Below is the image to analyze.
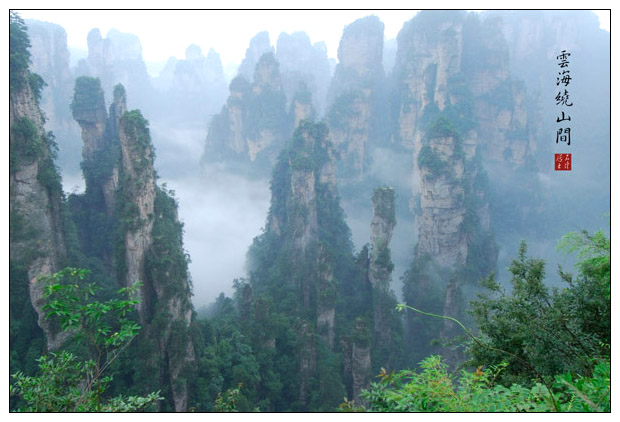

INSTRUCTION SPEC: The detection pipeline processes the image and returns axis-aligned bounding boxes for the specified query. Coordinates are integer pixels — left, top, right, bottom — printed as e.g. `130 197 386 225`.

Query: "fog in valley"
17 8 610 310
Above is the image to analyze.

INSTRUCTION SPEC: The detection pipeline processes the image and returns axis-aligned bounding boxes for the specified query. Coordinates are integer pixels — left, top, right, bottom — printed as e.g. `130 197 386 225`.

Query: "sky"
17 9 419 72
16 8 611 76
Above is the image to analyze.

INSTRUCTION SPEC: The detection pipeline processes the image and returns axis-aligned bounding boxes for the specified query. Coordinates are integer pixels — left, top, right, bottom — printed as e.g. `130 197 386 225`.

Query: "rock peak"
185 43 202 60
238 31 274 82
337 15 384 82
369 187 396 288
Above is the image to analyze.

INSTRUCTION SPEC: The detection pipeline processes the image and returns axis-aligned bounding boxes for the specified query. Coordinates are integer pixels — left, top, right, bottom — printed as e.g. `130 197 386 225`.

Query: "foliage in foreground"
10 268 161 412
10 352 161 412
340 355 609 412
469 230 610 384
341 229 610 413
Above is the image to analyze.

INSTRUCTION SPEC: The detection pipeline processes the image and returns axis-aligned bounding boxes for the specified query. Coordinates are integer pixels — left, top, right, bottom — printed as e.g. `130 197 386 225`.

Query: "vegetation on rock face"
244 85 288 139
9 13 67 391
9 262 46 388
71 76 106 114
327 90 362 131
417 144 449 176
10 14 62 194
10 117 43 169
10 12 32 92
196 121 406 411
52 74 195 411
202 56 289 171
145 185 192 305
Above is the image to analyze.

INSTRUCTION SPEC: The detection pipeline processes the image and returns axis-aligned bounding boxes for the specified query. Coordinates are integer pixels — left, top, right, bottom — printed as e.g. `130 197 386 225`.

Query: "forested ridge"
9 10 610 412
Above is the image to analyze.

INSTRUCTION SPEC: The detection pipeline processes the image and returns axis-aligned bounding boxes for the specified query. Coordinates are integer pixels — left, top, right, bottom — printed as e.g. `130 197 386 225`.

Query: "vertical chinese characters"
555 50 573 169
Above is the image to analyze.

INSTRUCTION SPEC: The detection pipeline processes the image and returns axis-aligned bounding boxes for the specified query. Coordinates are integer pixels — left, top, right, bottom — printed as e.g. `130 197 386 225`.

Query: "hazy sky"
17 9 418 68
16 8 611 73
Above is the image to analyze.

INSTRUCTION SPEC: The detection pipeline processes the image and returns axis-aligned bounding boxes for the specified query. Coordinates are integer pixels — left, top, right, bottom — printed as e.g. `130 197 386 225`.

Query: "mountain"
153 44 228 125
237 31 274 82
25 19 83 177
68 78 197 410
201 52 290 171
10 14 68 361
221 121 403 410
326 15 386 181
276 31 332 116
74 28 152 113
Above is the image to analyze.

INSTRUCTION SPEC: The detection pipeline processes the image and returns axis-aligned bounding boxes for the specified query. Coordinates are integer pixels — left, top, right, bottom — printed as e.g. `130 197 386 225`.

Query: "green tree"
367 229 610 413
10 351 160 412
469 230 610 385
214 384 243 412
10 268 161 412
9 11 31 91
346 355 554 412
344 355 609 412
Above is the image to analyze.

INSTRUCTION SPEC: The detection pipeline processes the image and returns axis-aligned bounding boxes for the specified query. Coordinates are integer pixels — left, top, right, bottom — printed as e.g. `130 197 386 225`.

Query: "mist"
164 169 270 308
147 123 272 308
24 8 610 311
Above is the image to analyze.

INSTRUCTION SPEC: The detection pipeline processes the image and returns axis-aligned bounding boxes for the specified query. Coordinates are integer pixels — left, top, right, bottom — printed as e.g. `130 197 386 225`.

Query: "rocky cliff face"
117 110 156 319
159 44 228 124
68 78 119 265
487 10 609 182
276 31 332 116
330 16 384 93
394 12 503 366
266 122 338 242
75 28 152 112
118 110 195 411
368 188 397 353
404 123 495 364
26 20 74 131
463 16 531 165
252 51 282 94
266 122 336 313
243 121 358 409
69 80 196 411
205 31 329 169
416 133 468 267
246 53 288 161
290 84 315 129
369 187 396 288
392 12 510 270
326 16 385 180
71 77 109 167
202 52 289 169
10 56 66 351
117 109 195 412
237 31 274 82
26 19 83 176
394 11 532 168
